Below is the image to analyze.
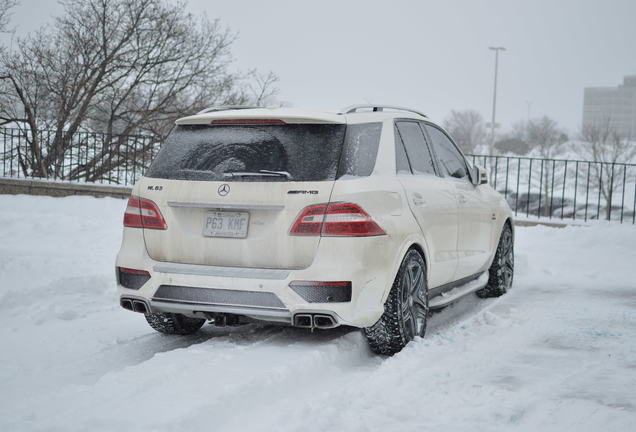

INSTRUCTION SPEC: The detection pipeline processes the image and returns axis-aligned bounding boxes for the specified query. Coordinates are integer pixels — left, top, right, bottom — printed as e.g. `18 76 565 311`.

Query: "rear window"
146 124 346 182
147 122 382 182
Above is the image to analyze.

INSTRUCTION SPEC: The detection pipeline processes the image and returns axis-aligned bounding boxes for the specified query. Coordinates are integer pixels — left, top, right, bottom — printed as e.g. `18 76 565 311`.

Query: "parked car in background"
116 105 514 355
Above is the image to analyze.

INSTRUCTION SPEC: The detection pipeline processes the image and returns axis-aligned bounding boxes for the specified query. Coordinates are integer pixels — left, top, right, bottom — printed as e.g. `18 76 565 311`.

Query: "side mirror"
472 165 488 186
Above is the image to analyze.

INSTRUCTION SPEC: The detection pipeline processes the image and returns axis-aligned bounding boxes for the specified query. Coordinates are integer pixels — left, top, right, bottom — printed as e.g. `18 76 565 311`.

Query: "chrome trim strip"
150 300 292 322
429 272 489 309
167 201 284 211
153 262 291 280
151 297 287 311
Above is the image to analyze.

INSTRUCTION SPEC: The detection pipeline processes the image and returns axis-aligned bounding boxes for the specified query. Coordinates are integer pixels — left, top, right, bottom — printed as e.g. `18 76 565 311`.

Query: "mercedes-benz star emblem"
217 183 230 196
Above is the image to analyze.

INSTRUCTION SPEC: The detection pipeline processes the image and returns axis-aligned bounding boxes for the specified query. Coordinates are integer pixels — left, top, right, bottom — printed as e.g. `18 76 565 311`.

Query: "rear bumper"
116 228 397 328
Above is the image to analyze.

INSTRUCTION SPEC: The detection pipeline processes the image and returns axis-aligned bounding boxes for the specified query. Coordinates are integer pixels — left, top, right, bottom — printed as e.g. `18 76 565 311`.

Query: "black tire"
476 223 514 298
364 249 428 355
145 312 206 335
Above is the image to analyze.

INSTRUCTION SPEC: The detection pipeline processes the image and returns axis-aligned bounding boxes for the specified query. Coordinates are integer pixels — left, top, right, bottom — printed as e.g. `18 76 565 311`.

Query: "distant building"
582 75 636 139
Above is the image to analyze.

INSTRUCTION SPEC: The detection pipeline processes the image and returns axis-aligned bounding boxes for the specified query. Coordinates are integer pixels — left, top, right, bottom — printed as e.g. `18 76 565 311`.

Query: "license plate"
202 211 249 238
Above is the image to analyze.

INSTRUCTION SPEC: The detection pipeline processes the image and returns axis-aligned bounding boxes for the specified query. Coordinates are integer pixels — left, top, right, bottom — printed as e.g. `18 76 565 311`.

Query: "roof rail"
341 104 427 118
196 105 262 115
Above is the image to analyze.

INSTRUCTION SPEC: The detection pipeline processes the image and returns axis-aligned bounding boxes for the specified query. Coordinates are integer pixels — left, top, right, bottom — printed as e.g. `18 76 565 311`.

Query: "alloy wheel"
400 256 428 340
500 227 514 290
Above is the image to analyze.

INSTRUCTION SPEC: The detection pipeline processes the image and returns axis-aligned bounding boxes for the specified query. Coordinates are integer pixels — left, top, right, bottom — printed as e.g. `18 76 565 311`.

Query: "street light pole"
488 46 505 153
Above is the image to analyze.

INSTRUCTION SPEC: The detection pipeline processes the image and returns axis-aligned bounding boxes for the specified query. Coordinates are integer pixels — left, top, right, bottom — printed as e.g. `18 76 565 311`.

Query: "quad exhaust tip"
294 314 313 328
132 300 148 314
293 313 337 329
120 297 149 314
313 314 337 329
120 298 133 311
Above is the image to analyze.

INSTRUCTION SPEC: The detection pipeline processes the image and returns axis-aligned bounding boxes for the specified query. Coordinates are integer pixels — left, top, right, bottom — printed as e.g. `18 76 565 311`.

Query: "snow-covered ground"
1 194 635 432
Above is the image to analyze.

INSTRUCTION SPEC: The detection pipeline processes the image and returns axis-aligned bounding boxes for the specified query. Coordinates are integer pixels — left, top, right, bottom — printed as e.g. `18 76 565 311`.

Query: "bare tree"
579 119 636 220
0 0 18 33
244 70 279 106
443 109 486 153
495 120 530 155
526 116 568 215
0 0 278 182
527 116 567 159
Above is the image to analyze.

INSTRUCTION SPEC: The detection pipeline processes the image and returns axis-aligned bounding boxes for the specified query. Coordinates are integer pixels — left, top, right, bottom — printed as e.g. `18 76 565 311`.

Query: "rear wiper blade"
259 170 292 178
223 170 292 179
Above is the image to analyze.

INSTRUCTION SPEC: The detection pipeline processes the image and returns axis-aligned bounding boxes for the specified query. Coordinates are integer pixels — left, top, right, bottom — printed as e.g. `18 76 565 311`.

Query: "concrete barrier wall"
0 177 132 199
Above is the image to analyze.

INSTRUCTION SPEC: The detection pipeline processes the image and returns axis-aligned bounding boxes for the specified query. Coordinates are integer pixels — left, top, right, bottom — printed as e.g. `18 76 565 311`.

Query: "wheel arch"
408 242 428 270
506 217 514 237
486 217 514 269
380 235 431 305
502 217 514 239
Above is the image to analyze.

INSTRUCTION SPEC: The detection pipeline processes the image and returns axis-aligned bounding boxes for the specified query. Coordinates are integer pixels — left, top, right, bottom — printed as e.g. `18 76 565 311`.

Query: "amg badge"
287 190 318 195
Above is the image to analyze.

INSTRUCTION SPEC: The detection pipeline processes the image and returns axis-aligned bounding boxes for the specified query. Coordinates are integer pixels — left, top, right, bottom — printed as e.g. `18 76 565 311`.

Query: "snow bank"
0 195 634 431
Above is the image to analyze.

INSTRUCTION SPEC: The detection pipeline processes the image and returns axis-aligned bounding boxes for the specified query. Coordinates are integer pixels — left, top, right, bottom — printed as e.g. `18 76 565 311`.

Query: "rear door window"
146 124 346 182
425 125 470 181
395 121 436 175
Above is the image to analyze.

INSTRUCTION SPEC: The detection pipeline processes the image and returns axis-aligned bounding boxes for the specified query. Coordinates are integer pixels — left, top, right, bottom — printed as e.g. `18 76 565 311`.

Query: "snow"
1 194 635 431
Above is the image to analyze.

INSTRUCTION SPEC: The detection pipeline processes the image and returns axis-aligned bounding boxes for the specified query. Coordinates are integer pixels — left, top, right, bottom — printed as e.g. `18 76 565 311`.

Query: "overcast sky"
3 0 636 134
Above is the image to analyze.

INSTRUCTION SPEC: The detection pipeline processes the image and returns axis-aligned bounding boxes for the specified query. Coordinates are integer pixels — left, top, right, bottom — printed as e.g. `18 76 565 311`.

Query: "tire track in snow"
30 326 377 431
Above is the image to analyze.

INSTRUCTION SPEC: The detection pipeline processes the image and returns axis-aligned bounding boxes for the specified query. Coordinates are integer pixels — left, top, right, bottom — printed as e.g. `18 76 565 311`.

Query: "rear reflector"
123 196 167 230
289 202 385 237
289 281 352 303
210 119 286 125
118 267 151 275
117 267 151 290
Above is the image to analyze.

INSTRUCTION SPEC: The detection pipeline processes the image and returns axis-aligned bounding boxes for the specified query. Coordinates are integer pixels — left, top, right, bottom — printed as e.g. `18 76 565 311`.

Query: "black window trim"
394 123 413 174
393 119 441 177
421 121 475 184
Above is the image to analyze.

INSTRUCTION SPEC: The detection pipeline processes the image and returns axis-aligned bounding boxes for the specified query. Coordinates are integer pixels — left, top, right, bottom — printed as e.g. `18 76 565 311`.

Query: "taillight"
210 119 286 125
289 202 385 237
123 196 167 230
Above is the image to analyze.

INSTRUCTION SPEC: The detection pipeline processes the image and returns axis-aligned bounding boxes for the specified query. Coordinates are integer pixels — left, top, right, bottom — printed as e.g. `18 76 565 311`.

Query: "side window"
338 122 382 177
395 121 436 175
425 125 469 180
394 126 412 174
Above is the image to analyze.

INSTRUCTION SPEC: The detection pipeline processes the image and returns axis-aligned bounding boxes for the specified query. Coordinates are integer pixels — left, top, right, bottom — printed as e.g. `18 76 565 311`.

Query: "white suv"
116 105 514 355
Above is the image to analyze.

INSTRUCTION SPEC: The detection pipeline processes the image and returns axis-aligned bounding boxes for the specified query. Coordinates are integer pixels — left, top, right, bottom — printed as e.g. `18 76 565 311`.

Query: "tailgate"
140 178 334 269
139 121 346 269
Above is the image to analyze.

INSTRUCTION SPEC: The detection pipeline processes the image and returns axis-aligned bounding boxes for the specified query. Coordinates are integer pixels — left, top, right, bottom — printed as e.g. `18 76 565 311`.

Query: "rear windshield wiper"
223 170 292 179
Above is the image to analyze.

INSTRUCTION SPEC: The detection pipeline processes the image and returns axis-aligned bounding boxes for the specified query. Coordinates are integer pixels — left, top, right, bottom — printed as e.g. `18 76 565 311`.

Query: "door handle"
458 194 468 204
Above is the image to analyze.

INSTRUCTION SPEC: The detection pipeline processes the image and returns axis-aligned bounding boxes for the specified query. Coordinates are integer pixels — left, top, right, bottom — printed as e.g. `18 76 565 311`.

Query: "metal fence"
0 127 159 186
467 154 636 224
1 127 635 224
